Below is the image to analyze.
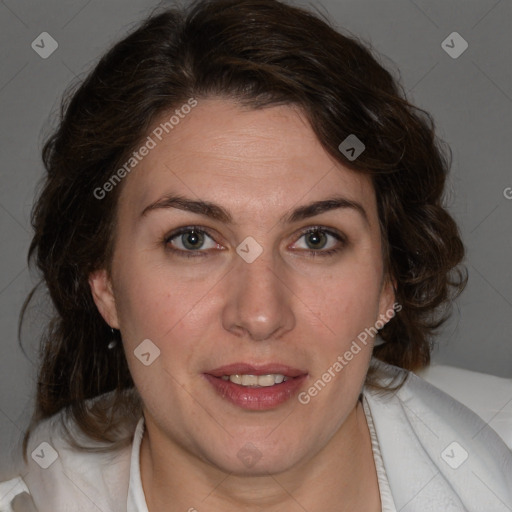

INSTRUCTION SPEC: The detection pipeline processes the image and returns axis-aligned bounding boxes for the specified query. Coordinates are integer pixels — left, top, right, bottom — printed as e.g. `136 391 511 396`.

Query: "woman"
1 0 511 510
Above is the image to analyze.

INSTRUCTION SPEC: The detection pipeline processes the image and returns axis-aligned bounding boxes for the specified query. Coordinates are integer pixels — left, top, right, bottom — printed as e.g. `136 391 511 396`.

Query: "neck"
140 400 381 512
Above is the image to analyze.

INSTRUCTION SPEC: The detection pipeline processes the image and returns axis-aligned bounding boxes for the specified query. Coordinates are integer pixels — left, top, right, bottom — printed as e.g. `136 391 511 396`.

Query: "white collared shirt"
1 359 511 511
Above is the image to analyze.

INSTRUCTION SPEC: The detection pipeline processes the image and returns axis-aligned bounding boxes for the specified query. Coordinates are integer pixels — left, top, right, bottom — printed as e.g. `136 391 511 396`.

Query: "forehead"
117 98 377 223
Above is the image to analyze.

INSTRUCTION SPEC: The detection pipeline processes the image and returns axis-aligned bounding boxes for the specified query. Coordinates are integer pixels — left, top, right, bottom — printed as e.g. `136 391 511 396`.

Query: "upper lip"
206 363 308 378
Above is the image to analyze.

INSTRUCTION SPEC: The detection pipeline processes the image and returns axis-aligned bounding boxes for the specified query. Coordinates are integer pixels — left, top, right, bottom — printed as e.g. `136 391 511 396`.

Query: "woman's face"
90 98 395 475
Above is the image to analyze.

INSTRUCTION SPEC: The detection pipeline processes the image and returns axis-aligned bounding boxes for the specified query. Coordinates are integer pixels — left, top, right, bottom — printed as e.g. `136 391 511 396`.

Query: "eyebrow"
140 194 369 226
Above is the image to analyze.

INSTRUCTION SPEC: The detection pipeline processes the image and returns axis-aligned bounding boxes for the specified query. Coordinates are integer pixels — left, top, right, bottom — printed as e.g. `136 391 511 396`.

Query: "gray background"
0 0 511 472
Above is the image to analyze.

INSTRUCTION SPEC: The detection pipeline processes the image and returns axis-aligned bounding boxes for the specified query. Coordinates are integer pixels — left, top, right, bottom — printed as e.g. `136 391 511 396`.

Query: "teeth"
220 374 289 387
255 375 275 387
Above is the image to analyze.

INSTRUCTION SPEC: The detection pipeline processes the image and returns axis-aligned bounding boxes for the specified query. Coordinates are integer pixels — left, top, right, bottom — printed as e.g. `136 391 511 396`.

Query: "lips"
204 362 308 410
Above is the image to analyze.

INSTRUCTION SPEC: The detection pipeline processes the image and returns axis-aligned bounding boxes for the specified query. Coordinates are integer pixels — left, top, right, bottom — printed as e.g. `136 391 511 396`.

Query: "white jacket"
1 359 511 511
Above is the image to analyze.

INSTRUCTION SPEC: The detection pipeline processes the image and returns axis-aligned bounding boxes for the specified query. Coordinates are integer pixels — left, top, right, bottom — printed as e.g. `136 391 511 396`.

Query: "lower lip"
204 374 307 410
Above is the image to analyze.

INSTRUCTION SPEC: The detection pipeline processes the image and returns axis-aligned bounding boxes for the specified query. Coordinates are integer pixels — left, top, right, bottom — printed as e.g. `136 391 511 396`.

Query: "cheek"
305 262 384 344
300 269 381 412
113 250 200 338
113 261 217 387
116 278 202 399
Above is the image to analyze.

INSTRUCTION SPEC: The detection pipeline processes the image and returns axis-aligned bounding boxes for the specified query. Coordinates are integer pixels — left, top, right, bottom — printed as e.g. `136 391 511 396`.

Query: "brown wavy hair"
19 0 467 457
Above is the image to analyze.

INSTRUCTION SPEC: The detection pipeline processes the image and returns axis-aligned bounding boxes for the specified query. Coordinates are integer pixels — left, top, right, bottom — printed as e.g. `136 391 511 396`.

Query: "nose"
221 248 296 342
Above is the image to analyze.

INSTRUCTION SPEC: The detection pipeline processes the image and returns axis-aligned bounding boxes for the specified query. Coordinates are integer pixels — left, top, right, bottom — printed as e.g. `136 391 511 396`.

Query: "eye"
164 226 222 258
163 225 346 259
291 227 346 257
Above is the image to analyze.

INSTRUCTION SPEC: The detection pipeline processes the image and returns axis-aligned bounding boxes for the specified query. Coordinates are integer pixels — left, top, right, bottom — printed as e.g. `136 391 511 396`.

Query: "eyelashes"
163 225 348 259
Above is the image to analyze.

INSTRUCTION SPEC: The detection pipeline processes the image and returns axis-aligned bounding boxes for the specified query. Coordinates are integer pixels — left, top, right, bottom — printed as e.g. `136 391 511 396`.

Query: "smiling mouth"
204 363 308 410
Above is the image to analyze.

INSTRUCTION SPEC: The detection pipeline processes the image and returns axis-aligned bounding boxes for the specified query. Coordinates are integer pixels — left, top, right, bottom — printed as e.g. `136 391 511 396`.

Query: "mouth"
204 363 308 411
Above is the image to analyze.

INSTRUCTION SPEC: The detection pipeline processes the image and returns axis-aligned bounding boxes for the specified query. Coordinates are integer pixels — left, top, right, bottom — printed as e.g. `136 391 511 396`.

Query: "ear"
377 274 397 324
89 269 120 329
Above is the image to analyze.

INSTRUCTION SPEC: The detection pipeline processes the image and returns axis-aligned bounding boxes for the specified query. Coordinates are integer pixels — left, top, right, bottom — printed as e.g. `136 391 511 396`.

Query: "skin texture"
89 98 395 511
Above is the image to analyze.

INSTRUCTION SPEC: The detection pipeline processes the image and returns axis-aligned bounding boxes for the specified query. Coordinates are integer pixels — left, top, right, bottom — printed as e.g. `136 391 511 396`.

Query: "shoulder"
0 477 30 512
416 362 512 449
0 395 141 512
363 358 512 510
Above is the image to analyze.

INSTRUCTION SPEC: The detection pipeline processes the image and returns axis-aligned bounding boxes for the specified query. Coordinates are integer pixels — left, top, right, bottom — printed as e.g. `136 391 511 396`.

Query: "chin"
201 438 309 476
